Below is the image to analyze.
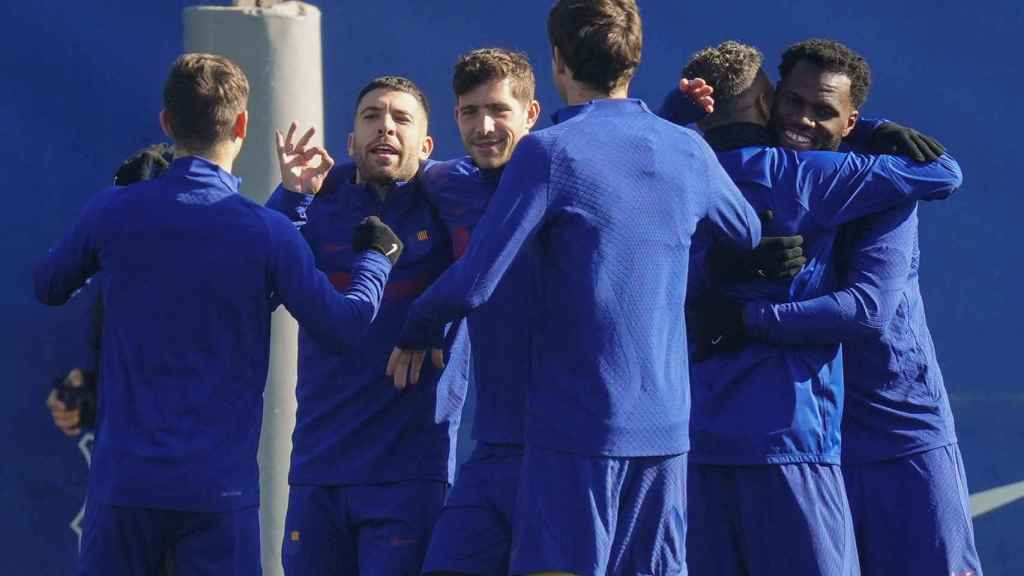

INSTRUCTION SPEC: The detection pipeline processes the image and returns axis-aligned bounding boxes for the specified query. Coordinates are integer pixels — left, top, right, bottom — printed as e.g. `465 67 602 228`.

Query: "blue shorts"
844 443 982 576
510 445 687 576
78 503 260 576
687 462 858 576
422 443 523 575
281 480 446 576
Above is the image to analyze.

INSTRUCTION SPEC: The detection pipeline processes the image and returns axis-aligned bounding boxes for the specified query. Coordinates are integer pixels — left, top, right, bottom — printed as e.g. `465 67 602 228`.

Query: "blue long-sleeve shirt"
745 201 959 464
418 157 537 446
266 165 460 485
400 98 761 457
687 126 962 465
33 156 391 511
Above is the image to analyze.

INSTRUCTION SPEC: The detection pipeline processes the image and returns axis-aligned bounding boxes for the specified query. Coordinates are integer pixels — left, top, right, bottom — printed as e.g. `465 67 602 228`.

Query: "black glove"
353 216 404 265
53 371 98 429
715 211 806 281
114 143 175 186
870 122 945 163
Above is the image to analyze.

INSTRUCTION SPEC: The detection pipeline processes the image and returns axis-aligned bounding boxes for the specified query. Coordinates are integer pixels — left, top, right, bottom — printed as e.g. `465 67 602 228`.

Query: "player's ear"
419 135 434 160
842 109 860 138
552 46 566 76
159 109 174 140
233 110 248 141
525 100 541 130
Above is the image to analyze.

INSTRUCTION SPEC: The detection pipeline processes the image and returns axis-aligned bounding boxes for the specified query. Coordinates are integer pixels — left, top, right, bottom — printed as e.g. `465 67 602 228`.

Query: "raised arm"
797 151 962 229
267 212 397 351
744 202 917 344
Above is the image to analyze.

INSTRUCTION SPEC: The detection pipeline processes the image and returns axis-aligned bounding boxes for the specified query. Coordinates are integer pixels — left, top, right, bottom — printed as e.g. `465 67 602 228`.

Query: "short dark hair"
354 76 430 119
453 48 536 104
683 41 764 107
547 0 642 93
779 38 872 109
163 53 249 151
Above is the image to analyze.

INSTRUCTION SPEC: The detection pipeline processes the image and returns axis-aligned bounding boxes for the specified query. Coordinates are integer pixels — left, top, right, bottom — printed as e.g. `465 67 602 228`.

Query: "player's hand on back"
46 368 85 436
717 211 806 280
275 121 335 194
386 347 445 390
679 77 715 114
870 122 945 163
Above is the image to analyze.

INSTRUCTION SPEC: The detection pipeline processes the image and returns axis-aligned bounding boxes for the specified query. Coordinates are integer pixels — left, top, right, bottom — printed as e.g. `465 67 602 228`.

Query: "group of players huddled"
36 1 983 575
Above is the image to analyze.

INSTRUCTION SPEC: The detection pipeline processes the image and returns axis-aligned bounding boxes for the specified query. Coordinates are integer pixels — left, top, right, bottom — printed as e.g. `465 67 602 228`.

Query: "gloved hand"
870 122 945 162
114 142 174 185
353 216 404 265
715 211 806 281
46 368 98 434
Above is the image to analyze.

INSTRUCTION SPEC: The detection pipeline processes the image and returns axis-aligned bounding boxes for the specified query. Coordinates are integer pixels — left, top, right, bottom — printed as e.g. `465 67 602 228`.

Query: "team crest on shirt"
291 531 301 542
416 230 429 241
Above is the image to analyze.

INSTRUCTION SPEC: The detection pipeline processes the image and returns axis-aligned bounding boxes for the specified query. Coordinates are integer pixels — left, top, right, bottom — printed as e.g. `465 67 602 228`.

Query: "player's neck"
173 143 237 174
563 80 630 106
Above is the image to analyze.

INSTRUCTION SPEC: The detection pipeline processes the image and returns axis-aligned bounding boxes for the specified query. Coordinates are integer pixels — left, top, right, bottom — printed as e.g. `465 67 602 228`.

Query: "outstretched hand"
276 122 335 194
679 77 715 114
870 122 945 163
386 347 445 390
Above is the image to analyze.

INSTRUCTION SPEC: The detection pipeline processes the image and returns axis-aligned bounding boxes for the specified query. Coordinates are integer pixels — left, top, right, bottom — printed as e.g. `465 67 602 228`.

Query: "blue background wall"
2 1 1020 573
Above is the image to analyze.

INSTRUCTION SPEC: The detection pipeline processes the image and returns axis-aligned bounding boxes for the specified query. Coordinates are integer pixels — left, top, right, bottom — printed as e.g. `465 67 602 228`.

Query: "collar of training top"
551 98 650 125
703 122 773 152
167 155 241 193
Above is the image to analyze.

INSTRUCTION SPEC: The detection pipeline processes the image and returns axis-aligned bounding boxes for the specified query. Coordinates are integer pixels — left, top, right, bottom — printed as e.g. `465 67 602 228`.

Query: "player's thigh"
281 485 353 576
352 480 448 576
423 449 519 576
685 463 744 576
513 448 690 576
171 506 260 576
78 503 173 576
845 445 982 576
606 453 687 576
510 445 630 576
737 463 858 576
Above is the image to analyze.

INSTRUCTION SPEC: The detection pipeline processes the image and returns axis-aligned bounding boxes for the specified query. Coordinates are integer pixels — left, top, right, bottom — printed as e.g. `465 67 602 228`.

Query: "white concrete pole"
183 3 323 574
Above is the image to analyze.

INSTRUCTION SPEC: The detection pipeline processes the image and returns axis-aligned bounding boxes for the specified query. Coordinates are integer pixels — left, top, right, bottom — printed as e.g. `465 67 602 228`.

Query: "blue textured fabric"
401 98 761 457
265 166 460 486
421 443 523 575
34 156 391 512
510 446 688 576
688 143 963 465
687 463 859 576
418 157 538 445
744 201 959 463
78 504 261 576
281 481 447 576
844 444 982 576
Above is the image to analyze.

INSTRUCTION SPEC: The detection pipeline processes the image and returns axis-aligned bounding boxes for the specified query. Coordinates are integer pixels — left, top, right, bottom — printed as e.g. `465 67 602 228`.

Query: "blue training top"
688 125 962 465
418 157 537 446
266 165 460 485
34 156 392 511
400 98 762 457
745 200 959 464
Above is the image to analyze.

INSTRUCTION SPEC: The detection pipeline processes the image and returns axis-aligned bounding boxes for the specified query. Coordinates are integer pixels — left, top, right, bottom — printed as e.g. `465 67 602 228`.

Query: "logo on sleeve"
416 230 430 241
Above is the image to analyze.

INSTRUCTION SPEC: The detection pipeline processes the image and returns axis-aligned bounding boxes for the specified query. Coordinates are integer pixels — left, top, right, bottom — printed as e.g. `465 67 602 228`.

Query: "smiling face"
347 88 433 185
455 78 539 170
771 59 859 152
